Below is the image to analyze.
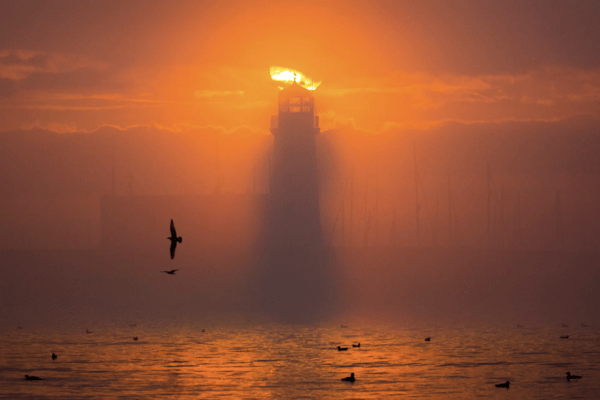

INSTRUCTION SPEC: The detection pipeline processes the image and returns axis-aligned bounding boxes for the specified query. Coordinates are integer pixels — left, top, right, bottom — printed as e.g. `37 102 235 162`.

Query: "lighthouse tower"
269 78 322 249
258 75 333 322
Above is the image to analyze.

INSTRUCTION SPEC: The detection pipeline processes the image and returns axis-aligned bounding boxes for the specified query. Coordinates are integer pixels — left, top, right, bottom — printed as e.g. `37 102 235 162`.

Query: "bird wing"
170 219 177 236
171 269 179 273
170 240 177 259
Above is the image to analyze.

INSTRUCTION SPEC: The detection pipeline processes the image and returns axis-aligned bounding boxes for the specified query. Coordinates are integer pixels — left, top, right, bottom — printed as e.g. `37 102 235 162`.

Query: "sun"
270 66 321 90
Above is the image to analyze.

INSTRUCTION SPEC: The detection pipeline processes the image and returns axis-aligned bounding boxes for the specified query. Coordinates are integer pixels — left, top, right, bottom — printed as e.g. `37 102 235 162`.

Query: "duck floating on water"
52 353 57 360
337 346 348 351
341 372 355 382
133 337 138 341
495 381 509 388
560 335 569 339
25 375 43 381
352 343 360 348
566 372 582 381
424 337 431 341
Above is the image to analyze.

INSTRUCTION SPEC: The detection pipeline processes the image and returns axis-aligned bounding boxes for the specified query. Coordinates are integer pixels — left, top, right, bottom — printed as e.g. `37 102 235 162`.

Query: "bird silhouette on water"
341 373 355 382
566 372 582 381
25 375 43 381
560 335 569 339
495 381 509 388
86 329 93 334
337 346 348 351
424 337 431 341
160 269 179 275
133 337 138 341
167 219 182 259
52 353 57 360
352 343 360 347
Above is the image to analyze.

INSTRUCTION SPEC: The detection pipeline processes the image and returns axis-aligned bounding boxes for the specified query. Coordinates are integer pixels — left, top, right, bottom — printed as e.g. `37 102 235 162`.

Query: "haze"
2 0 600 328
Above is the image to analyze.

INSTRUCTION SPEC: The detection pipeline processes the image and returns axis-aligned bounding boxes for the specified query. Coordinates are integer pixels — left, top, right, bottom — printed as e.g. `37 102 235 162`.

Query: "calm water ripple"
1 322 599 399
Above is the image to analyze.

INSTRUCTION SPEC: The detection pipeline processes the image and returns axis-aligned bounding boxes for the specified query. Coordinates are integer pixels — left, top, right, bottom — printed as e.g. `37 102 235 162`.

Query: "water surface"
1 322 598 399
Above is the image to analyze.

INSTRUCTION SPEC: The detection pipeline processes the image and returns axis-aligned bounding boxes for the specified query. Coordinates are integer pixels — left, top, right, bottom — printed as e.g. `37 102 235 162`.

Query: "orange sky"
4 1 600 326
1 0 599 134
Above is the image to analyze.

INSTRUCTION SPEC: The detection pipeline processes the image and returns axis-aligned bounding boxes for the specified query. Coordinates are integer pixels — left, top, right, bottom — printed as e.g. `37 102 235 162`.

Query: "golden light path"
270 66 321 90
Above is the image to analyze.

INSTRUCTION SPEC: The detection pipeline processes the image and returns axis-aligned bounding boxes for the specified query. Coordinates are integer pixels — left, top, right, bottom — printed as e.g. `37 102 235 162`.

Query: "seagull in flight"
167 219 182 259
160 269 179 275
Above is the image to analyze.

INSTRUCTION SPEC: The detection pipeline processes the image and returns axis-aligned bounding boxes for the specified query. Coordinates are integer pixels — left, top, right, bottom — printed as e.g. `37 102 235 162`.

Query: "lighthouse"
258 73 332 322
269 77 323 249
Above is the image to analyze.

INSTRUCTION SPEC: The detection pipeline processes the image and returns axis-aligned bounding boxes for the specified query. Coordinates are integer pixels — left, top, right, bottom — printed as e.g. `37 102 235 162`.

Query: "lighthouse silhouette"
269 76 323 249
259 75 332 321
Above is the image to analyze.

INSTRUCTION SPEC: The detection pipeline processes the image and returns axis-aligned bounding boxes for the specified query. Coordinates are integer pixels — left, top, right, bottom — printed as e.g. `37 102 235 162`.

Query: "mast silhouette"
349 166 354 248
556 190 563 250
487 163 491 248
448 168 452 247
413 143 420 247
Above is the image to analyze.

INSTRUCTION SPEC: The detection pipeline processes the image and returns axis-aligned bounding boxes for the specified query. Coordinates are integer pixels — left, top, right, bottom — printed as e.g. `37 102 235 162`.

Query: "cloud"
326 66 600 105
0 77 16 97
194 90 244 98
0 50 103 80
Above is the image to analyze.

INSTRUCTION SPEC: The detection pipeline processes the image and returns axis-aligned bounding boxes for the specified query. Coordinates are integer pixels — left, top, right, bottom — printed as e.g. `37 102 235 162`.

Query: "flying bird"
160 269 179 275
566 372 582 381
495 381 510 388
341 373 355 382
167 219 182 259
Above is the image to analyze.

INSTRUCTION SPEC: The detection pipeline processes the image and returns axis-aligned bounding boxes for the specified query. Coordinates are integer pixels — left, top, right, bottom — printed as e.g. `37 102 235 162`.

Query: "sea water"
1 321 599 399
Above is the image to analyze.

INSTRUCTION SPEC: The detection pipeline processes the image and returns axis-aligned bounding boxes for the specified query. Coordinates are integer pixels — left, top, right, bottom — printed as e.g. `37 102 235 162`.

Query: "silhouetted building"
260 80 332 322
269 80 323 249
